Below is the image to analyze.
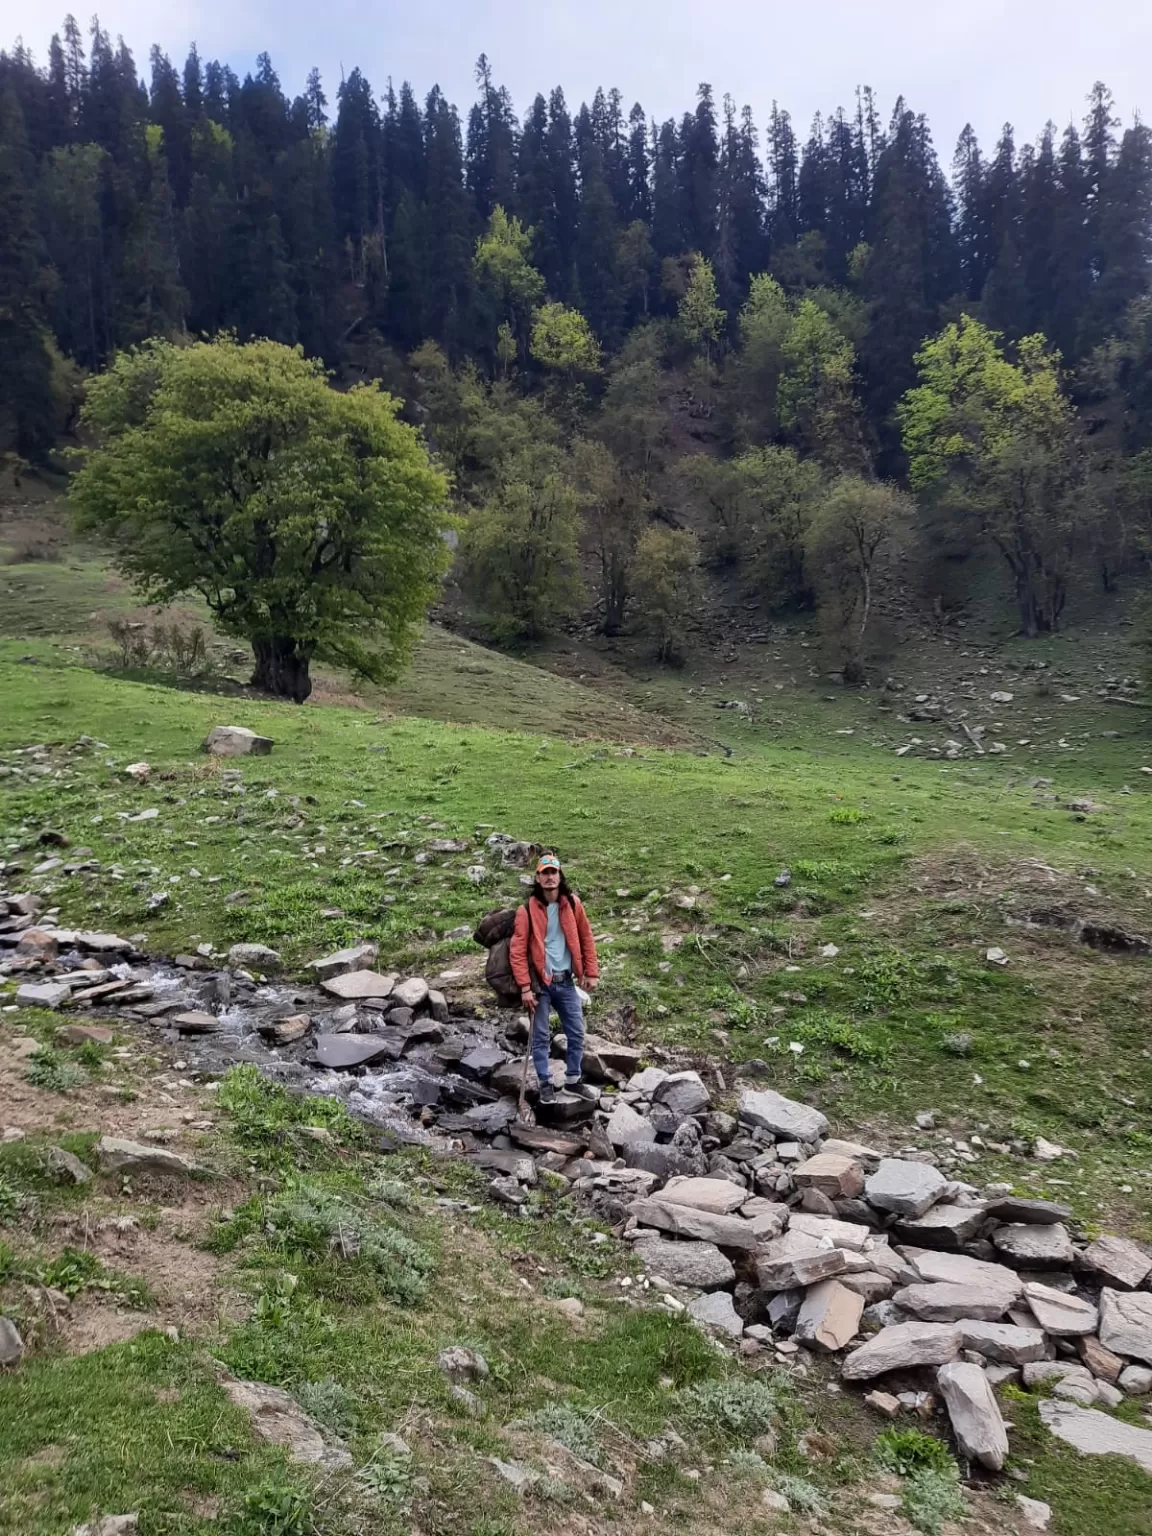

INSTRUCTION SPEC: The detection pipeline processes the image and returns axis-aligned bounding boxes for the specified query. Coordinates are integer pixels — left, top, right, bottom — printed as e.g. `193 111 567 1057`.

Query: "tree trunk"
251 636 313 703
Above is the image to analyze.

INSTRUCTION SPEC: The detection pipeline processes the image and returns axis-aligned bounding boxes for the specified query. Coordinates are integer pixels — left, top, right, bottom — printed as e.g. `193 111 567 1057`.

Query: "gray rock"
488 1457 538 1492
841 1322 963 1380
1083 1235 1152 1290
73 1519 139 1536
992 1223 1074 1266
894 1203 987 1249
1119 1365 1152 1396
44 1146 92 1184
687 1290 744 1337
227 943 281 973
659 1176 747 1214
449 1383 486 1417
0 1316 24 1366
984 1195 1072 1224
839 1271 897 1304
767 1290 803 1331
1023 1362 1099 1406
794 1152 865 1199
892 1281 1017 1323
788 1212 873 1251
629 1198 758 1249
738 1088 828 1142
635 1237 736 1289
1039 1398 1152 1473
15 982 71 1010
623 1139 703 1182
652 1070 710 1118
1022 1282 1098 1337
393 977 430 1009
1077 1335 1126 1384
756 1248 847 1293
605 1101 657 1148
258 1014 312 1045
202 725 273 756
309 943 379 980
437 1345 489 1381
1016 1495 1053 1531
314 1034 396 1070
937 1361 1009 1470
627 1066 668 1094
223 1379 350 1469
794 1279 865 1352
822 1137 882 1164
427 989 450 1023
1098 1289 1152 1365
958 1322 1047 1364
321 971 397 1001
864 1159 947 1219
171 1011 222 1034
900 1247 1022 1294
95 1136 198 1177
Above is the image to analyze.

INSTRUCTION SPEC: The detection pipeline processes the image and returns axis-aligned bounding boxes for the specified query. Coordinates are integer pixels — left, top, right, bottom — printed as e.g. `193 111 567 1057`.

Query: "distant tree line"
4 20 1152 673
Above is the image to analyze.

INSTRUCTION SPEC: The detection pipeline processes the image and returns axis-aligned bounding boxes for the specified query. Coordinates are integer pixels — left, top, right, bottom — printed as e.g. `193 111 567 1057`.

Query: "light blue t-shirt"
545 900 573 975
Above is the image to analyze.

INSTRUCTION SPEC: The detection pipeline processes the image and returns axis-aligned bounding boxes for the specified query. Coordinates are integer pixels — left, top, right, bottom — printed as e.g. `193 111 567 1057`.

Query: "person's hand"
522 988 537 1010
584 977 598 991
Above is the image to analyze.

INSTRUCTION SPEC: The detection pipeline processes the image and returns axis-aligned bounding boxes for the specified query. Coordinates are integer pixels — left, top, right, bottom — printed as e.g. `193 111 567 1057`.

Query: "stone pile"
5 895 1152 1473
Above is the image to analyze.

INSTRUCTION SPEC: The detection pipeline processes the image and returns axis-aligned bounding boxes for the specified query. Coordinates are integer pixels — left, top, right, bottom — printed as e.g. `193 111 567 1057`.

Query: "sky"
6 0 1152 161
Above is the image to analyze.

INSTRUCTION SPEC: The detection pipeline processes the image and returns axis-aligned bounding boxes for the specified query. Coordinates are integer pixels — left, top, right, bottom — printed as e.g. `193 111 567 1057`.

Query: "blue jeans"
531 978 584 1086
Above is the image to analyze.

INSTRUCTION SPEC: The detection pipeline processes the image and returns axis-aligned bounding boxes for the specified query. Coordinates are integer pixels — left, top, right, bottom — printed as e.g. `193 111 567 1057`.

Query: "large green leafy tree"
898 315 1087 635
70 335 451 702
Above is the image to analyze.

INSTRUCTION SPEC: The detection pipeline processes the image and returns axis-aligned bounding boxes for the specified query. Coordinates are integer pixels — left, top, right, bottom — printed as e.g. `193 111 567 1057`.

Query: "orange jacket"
510 894 599 990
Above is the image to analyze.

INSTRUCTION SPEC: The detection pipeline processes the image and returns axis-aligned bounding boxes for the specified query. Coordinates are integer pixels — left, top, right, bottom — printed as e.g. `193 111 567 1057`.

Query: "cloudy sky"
7 0 1151 160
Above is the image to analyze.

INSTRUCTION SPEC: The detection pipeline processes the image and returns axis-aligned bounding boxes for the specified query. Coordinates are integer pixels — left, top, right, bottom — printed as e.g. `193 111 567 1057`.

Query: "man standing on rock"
511 853 599 1104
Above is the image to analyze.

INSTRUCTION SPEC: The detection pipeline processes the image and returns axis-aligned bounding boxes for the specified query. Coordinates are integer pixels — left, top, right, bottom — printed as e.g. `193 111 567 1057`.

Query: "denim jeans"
530 978 584 1085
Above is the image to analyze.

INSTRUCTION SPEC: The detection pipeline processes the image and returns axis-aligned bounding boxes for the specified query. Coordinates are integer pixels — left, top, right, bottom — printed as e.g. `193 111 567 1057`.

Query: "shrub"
902 1468 967 1535
874 1427 955 1478
235 1481 312 1536
522 1402 604 1466
294 1376 360 1439
676 1374 797 1442
24 1048 87 1093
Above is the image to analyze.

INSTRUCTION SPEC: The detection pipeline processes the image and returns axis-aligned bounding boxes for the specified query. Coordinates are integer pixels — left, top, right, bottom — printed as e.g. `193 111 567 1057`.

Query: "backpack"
474 905 527 1003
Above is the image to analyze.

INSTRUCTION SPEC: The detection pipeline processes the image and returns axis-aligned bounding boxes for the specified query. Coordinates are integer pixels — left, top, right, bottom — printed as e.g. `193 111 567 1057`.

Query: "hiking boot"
566 1078 598 1102
537 1082 557 1105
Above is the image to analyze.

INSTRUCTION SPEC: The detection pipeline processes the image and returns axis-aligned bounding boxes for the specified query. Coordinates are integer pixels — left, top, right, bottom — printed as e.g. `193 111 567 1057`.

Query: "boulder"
936 1361 1009 1470
585 1036 643 1075
634 1237 735 1289
793 1153 864 1200
756 1248 847 1293
659 1176 748 1215
627 1067 669 1094
258 1014 312 1045
56 1025 114 1047
788 1212 872 1252
1076 1335 1125 1384
44 1146 93 1185
623 1139 703 1182
16 927 58 961
96 1136 198 1177
1038 1399 1152 1474
1015 1496 1052 1531
393 977 430 1009
0 1316 24 1366
1098 1289 1152 1365
605 1101 657 1148
171 1011 222 1034
839 1271 897 1304
738 1088 828 1141
1021 1281 1098 1337
314 1034 397 1070
741 1204 789 1242
321 971 397 1001
227 943 281 973
842 1322 963 1380
1119 1365 1152 1396
992 1223 1074 1266
893 1282 1017 1324
794 1280 865 1352
652 1070 710 1118
958 1321 1047 1365
1083 1235 1152 1291
900 1248 1022 1294
864 1159 947 1219
893 1203 987 1250
202 725 273 756
629 1198 758 1249
437 1345 489 1381
309 943 379 981
223 1379 350 1469
15 982 71 1010
687 1290 744 1337
984 1195 1072 1224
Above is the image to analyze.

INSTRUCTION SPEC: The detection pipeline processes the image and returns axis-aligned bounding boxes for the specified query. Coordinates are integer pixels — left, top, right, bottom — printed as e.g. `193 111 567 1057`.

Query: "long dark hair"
530 865 575 906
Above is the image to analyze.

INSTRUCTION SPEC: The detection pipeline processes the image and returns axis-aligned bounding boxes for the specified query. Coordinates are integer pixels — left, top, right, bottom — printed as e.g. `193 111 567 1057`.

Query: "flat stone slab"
15 982 71 1009
738 1088 828 1142
634 1236 736 1289
900 1248 1023 1294
309 943 379 980
937 1361 1009 1470
984 1195 1072 1225
1098 1289 1152 1365
630 1198 758 1250
788 1212 873 1251
865 1159 947 1219
992 1223 1074 1266
1038 1399 1152 1474
660 1176 748 1215
794 1279 865 1352
393 978 430 1009
893 1281 1017 1323
605 1102 656 1147
894 1203 987 1249
314 1034 398 1070
171 1011 222 1034
1022 1281 1098 1337
321 971 397 1000
56 1024 114 1046
223 1379 350 1469
687 1290 744 1337
958 1321 1048 1364
756 1247 847 1292
842 1322 963 1380
652 1070 710 1117
96 1136 199 1177
794 1152 865 1199
1083 1235 1152 1291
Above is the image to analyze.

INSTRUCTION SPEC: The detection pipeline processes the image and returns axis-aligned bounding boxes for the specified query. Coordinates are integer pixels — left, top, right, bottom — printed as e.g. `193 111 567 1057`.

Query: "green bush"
294 1376 360 1439
874 1426 955 1477
24 1048 87 1093
902 1468 967 1535
676 1374 797 1442
235 1481 312 1536
522 1402 604 1466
